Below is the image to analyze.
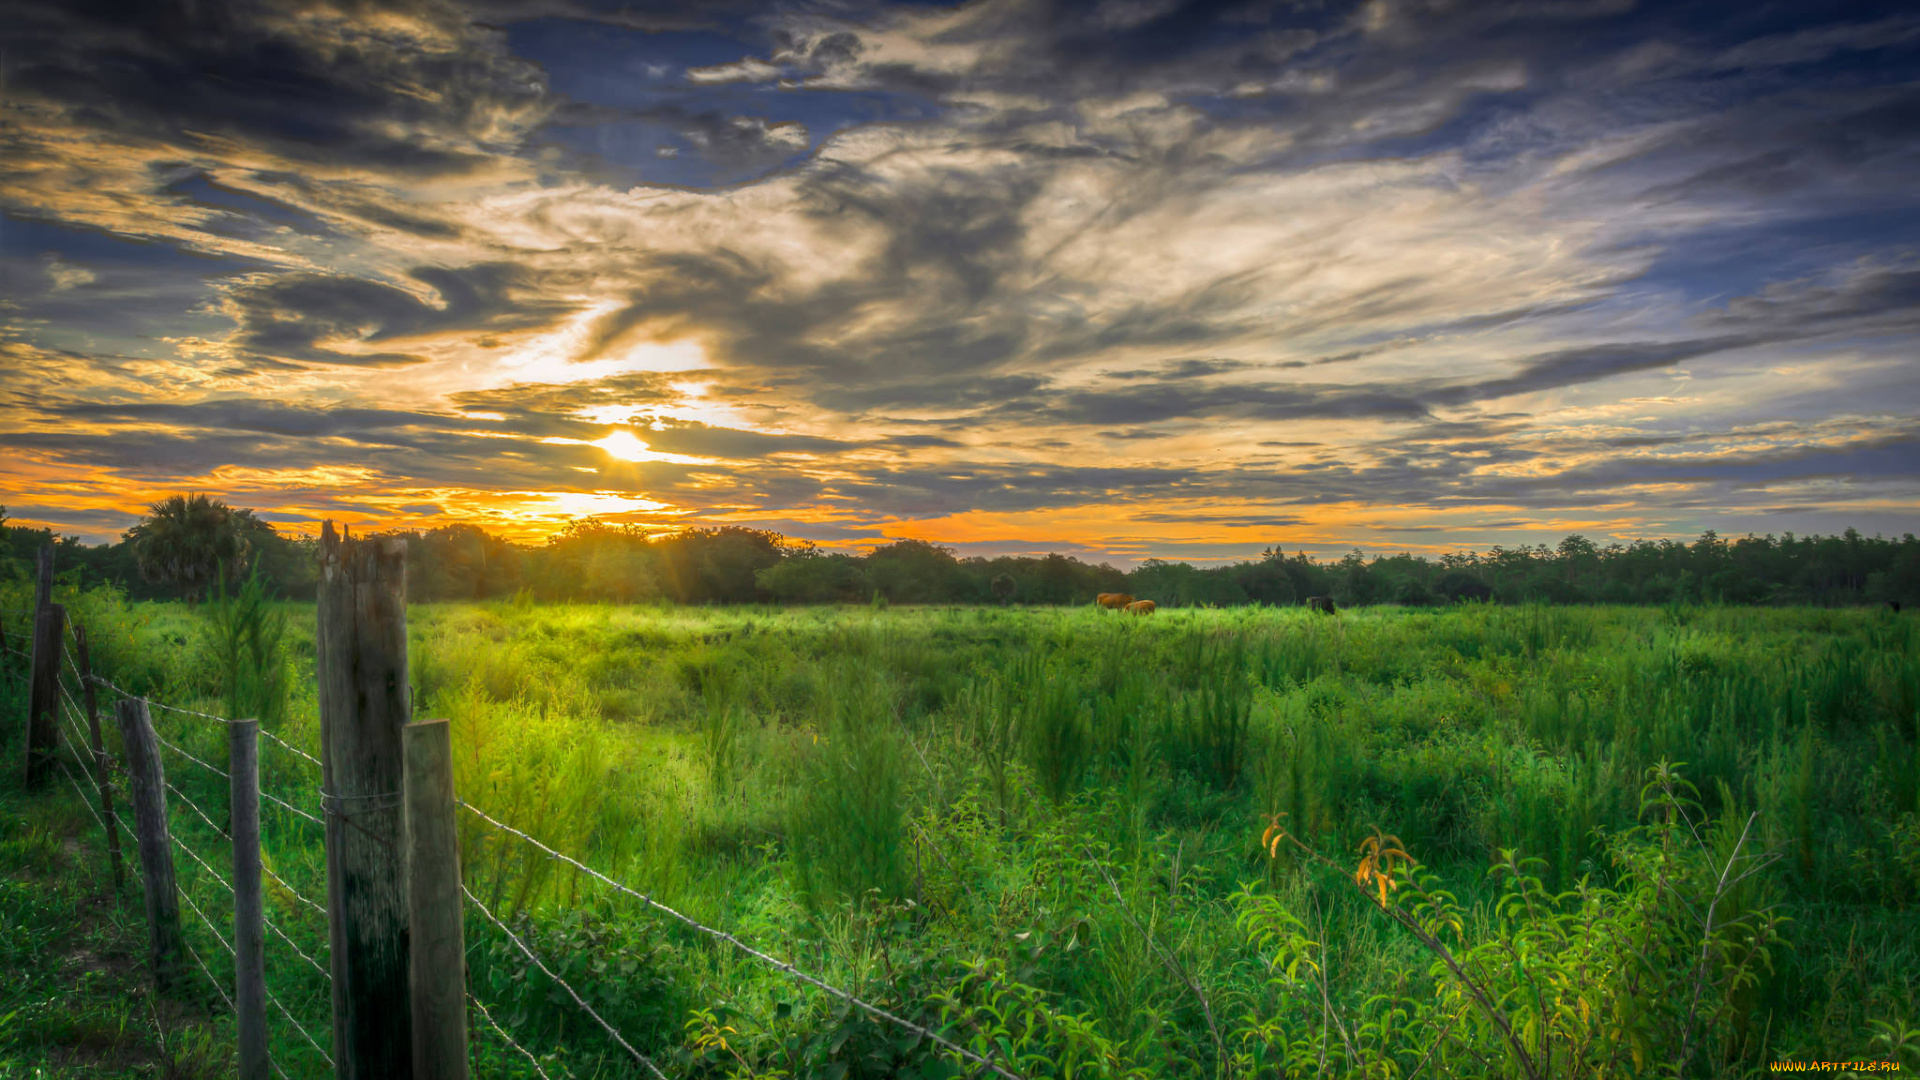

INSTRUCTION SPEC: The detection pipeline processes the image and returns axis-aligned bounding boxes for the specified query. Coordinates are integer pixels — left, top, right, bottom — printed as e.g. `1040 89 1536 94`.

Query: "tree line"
4 496 1917 608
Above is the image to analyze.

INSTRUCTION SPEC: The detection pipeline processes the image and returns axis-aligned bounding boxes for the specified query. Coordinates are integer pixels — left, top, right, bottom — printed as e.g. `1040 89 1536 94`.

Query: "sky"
1 0 1917 565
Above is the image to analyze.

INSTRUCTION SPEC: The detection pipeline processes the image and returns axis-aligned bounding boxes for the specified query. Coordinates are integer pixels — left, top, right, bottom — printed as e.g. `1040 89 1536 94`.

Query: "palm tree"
124 494 252 601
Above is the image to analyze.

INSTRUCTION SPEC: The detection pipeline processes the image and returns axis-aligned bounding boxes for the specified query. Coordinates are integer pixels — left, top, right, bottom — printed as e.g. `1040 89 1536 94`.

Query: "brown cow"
1125 599 1156 615
1306 596 1337 615
1097 592 1136 611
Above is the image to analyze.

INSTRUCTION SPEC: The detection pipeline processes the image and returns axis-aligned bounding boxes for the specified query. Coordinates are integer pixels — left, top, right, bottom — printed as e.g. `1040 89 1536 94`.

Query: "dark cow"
1307 596 1338 615
1892 600 1904 614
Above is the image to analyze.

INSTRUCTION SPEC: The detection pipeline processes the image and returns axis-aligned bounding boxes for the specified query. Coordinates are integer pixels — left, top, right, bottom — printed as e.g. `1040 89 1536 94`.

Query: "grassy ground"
0 677 235 1078
3 596 1918 1077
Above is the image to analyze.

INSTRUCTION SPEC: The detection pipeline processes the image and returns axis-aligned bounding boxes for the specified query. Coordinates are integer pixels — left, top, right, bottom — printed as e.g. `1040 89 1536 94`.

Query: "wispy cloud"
2 0 1916 556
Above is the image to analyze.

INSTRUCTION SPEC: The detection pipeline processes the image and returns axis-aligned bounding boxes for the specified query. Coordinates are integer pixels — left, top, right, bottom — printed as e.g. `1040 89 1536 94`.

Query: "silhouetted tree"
125 494 252 601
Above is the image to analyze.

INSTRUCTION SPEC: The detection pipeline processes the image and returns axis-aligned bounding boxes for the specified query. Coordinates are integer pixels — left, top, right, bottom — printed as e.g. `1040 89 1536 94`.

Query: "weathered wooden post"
405 718 469 1080
75 626 126 890
231 719 269 1079
317 522 414 1079
116 697 184 992
25 543 65 787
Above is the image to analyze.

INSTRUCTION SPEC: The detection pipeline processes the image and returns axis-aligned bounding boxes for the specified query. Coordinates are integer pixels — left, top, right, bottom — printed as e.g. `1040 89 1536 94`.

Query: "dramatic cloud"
2 0 1917 558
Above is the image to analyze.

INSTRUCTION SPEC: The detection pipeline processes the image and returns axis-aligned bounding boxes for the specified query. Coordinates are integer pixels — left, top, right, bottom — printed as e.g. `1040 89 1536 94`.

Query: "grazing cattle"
1892 600 1904 614
1097 592 1136 611
1307 596 1338 615
1125 599 1156 615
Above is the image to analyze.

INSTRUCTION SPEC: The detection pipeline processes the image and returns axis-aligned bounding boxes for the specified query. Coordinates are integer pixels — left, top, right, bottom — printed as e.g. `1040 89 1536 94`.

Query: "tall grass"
41 597 1920 1078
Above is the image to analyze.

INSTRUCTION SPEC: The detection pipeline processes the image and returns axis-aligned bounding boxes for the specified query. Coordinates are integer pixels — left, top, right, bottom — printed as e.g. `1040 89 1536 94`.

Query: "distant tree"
587 542 662 603
1331 549 1377 607
1436 570 1492 603
1230 558 1297 605
864 539 968 604
652 526 786 603
125 494 252 601
757 553 870 603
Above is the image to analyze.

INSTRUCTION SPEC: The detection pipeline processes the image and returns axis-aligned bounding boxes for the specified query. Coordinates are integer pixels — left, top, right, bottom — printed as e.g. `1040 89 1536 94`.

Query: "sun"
594 430 653 462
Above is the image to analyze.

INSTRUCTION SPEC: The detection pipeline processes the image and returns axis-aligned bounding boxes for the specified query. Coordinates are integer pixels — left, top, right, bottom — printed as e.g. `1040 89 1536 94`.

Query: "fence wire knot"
319 788 403 815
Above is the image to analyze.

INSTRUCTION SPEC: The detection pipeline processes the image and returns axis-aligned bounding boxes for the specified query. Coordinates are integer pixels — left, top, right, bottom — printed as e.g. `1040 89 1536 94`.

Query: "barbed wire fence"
1 591 1023 1080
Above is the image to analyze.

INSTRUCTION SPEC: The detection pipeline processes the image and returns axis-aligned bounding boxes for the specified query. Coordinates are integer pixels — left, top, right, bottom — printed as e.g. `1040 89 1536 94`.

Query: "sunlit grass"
5 584 1917 1076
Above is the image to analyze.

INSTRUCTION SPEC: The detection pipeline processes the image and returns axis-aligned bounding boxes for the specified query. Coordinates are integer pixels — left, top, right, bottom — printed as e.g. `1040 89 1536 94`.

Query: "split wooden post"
231 719 269 1080
317 522 414 1080
75 626 126 890
405 718 468 1080
24 543 65 788
116 697 184 993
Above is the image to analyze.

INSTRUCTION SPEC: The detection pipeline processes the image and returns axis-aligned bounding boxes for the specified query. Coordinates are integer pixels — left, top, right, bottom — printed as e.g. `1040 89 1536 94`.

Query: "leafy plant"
201 566 289 729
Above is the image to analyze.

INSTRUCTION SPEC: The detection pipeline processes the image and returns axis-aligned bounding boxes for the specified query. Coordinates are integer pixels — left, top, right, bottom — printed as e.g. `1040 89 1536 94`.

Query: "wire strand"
181 935 237 1013
266 986 336 1068
462 882 667 1080
470 992 554 1080
263 789 326 828
265 915 331 982
177 865 235 955
260 728 323 769
153 729 230 779
264 863 328 919
56 757 110 836
459 800 1023 1079
170 827 236 899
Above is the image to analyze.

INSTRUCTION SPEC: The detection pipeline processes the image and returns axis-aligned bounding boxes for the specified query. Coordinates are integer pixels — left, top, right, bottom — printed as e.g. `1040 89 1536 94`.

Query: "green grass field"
4 596 1918 1077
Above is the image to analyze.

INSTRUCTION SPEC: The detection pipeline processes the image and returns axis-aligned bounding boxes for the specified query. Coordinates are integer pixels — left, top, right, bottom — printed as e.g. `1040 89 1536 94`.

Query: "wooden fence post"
24 544 64 788
231 719 269 1080
116 697 184 993
405 718 469 1080
75 626 126 891
317 522 414 1080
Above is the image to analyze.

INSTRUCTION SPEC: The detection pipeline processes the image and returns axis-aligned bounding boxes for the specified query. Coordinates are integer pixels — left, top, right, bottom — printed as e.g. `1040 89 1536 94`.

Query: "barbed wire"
260 728 323 769
28 619 1016 1080
268 980 336 1068
76 671 329 826
264 789 325 828
111 803 334 1073
182 934 237 1012
79 672 229 734
461 882 667 1080
56 701 102 788
173 819 336 1068
165 780 232 848
56 678 90 731
56 756 110 836
459 801 1024 1080
175 856 329 1073
153 728 230 779
148 696 241 731
80 671 142 704
77 669 314 757
169 825 235 902
264 863 329 919
265 913 331 982
470 992 554 1080
161 780 332 983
